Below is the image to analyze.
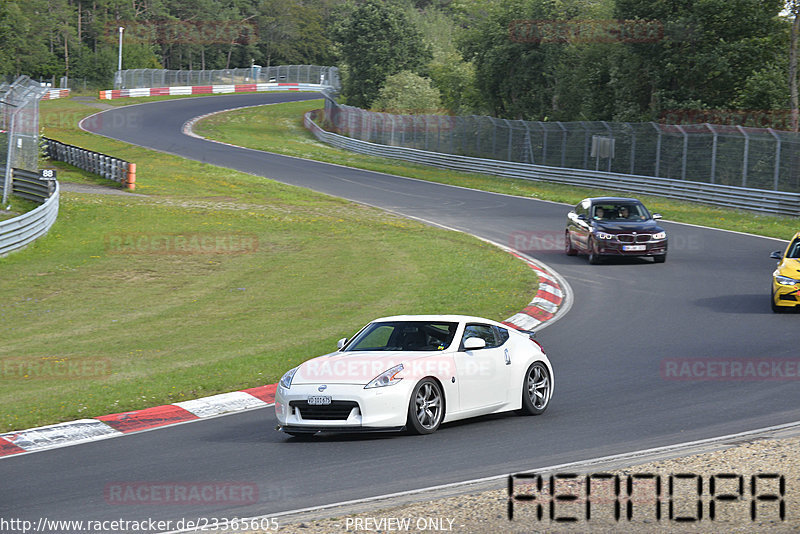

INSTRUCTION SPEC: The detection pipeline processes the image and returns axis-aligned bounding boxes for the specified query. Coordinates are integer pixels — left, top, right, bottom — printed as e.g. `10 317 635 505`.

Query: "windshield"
345 321 459 351
593 202 650 221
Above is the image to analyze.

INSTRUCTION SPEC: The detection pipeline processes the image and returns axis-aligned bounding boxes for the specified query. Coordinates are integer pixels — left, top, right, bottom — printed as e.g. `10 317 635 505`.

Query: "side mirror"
464 337 486 351
652 213 662 220
576 214 587 221
770 251 782 260
337 338 348 350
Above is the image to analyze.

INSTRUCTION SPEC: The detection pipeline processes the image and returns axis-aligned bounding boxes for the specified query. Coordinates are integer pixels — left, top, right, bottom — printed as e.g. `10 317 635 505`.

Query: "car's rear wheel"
565 231 577 256
407 378 444 434
520 361 552 415
587 237 601 264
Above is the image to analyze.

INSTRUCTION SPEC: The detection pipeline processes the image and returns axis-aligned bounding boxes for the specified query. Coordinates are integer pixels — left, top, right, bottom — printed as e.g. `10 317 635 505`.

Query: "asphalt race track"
2 92 799 530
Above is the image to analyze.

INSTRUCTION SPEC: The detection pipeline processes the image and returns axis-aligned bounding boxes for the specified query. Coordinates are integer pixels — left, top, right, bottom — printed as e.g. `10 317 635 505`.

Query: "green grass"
0 197 40 222
195 99 800 240
0 96 538 432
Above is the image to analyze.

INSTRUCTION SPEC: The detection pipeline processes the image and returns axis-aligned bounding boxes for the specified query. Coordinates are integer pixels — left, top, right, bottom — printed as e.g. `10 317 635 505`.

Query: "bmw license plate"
307 395 332 405
623 245 646 251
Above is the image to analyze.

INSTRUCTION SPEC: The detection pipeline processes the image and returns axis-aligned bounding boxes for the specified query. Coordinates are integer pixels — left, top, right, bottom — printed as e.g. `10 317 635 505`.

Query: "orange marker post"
126 163 136 191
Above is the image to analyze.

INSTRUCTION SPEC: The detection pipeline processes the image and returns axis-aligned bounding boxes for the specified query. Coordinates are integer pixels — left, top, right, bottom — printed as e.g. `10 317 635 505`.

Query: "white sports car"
275 315 553 437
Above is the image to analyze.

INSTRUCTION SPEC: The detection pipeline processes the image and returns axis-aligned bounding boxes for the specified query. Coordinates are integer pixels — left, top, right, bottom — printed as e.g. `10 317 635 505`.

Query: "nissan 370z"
275 315 553 437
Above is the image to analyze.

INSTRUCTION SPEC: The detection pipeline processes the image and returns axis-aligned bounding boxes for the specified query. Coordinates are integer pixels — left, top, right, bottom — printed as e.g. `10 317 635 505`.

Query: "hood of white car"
292 350 449 385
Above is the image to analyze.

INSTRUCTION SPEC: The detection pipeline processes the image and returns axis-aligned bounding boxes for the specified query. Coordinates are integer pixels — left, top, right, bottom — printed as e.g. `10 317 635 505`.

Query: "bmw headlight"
280 367 299 389
652 231 667 240
595 231 614 240
364 364 404 389
775 274 800 286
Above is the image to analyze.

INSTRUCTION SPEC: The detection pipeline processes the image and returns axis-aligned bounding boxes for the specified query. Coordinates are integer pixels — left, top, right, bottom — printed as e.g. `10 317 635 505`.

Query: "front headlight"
364 364 404 389
280 367 299 389
775 274 800 286
595 231 614 240
652 231 667 240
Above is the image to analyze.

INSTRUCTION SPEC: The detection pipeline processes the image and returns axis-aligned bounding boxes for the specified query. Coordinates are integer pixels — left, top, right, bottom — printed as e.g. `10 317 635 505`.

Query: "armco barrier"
43 138 136 189
0 173 59 257
305 110 800 217
99 82 326 100
10 168 57 202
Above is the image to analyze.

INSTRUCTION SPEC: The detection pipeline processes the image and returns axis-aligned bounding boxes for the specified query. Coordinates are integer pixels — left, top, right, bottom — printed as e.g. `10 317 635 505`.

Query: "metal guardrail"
0 172 59 257
305 110 800 217
43 138 131 184
9 168 57 202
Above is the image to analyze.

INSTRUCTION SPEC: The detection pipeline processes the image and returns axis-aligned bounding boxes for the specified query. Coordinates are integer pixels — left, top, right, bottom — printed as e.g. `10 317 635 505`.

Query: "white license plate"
307 395 332 405
623 245 647 252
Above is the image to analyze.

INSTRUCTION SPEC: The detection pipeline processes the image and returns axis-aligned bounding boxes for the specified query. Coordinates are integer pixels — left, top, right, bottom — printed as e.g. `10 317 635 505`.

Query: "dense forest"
0 0 797 126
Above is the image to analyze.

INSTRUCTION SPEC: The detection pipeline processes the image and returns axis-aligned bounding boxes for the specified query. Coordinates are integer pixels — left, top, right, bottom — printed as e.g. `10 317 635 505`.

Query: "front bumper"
772 279 800 307
275 382 411 433
595 238 667 257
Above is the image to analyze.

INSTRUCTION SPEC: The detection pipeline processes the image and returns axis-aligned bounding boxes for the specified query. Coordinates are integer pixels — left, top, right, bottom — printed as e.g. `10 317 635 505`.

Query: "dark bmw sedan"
565 197 667 264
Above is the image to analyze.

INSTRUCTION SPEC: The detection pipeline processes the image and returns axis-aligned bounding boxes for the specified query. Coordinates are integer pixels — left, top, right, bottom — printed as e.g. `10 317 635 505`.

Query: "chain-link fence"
115 65 340 90
1 76 48 204
323 97 800 194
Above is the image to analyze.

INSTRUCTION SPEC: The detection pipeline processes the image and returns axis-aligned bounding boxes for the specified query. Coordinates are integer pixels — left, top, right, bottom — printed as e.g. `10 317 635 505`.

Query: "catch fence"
322 97 800 196
115 66 340 91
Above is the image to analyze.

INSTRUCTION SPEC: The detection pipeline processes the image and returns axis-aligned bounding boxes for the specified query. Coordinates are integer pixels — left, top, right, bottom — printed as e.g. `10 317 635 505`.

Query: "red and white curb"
0 385 276 458
99 83 326 100
503 252 565 331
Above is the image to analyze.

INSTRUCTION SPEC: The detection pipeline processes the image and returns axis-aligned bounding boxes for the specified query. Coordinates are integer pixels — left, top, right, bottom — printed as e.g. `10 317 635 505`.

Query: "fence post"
707 123 718 184
676 124 688 180
651 122 662 177
627 123 636 175
126 163 136 190
768 128 781 191
737 125 750 188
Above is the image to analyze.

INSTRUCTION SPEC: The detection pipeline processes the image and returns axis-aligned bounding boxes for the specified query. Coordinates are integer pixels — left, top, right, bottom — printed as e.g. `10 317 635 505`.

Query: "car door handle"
505 348 511 365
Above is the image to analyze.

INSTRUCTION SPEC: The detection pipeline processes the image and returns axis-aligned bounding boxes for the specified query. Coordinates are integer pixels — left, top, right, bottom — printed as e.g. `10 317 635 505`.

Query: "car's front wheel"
520 361 552 415
653 253 666 264
407 378 444 434
565 231 577 256
587 237 601 264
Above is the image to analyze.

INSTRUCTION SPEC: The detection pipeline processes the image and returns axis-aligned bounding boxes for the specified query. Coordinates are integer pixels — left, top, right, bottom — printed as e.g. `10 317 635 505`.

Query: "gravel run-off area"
244 428 800 534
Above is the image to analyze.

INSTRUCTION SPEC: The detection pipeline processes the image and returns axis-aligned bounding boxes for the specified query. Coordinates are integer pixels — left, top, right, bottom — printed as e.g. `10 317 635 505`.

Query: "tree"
614 0 786 119
333 0 431 108
372 70 442 114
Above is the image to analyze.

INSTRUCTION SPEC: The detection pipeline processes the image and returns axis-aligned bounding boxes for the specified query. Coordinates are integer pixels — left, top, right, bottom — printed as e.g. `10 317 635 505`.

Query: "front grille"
290 400 359 421
617 234 651 243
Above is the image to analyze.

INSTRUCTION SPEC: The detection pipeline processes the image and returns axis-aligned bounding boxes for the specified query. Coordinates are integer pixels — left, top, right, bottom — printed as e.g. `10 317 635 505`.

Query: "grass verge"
194 99 799 240
0 96 538 432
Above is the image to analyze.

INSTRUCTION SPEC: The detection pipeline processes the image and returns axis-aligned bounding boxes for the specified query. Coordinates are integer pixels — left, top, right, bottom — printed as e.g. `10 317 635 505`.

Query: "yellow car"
770 232 800 312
